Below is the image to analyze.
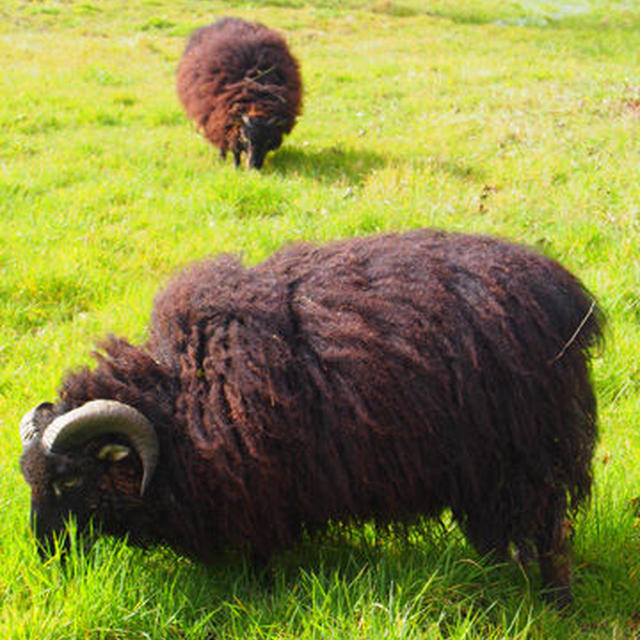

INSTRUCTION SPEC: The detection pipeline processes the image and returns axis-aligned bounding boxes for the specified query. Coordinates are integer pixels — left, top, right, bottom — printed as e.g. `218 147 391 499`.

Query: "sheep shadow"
189 522 539 636
268 145 387 186
269 146 487 188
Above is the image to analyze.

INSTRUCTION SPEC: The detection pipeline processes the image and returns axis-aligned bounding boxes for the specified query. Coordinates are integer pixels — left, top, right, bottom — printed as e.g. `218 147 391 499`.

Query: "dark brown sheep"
176 17 302 169
19 229 603 606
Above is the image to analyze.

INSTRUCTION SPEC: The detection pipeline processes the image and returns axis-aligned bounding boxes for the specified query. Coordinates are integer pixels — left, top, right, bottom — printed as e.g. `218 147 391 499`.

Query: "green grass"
1 0 639 637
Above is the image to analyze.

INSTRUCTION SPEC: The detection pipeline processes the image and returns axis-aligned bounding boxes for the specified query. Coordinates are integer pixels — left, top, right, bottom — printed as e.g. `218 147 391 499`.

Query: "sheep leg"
233 149 242 168
536 495 573 607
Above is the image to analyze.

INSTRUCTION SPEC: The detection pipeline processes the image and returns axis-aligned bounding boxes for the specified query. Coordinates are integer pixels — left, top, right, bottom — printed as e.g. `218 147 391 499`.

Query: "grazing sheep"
176 17 302 169
19 229 603 606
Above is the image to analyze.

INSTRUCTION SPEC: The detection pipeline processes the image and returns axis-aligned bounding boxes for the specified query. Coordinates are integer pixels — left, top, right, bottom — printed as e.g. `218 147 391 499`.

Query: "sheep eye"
52 477 83 496
62 476 83 489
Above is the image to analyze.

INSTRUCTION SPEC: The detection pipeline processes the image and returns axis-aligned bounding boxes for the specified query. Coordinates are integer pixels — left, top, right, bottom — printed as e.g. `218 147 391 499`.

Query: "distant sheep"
20 229 603 606
176 17 302 169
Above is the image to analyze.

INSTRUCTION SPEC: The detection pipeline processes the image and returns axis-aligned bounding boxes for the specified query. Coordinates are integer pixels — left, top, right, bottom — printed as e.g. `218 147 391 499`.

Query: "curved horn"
19 402 54 447
41 400 159 495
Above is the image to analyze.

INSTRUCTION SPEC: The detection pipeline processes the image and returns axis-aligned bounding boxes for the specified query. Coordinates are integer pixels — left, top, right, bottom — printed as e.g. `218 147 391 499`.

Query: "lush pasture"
1 0 639 637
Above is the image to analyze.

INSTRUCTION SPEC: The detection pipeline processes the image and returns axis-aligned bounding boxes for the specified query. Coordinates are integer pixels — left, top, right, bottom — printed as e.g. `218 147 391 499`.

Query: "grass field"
1 0 639 637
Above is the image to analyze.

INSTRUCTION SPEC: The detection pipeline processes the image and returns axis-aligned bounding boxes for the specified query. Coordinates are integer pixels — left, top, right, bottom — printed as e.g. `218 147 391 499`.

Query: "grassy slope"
0 0 639 637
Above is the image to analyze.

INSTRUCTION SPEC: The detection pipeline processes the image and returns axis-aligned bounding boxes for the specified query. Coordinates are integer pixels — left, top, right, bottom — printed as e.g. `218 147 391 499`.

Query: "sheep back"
136 229 603 561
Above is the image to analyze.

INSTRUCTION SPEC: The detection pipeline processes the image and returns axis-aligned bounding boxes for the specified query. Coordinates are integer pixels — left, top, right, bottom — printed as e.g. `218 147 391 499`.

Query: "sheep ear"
97 444 131 462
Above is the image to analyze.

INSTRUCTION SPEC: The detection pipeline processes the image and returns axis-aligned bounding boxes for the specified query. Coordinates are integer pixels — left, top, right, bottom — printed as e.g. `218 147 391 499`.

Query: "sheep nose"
29 504 41 537
30 504 64 560
31 508 53 559
247 146 266 169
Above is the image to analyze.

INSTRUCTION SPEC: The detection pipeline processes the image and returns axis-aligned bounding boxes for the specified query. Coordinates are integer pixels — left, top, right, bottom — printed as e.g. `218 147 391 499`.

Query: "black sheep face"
19 402 154 558
238 114 284 169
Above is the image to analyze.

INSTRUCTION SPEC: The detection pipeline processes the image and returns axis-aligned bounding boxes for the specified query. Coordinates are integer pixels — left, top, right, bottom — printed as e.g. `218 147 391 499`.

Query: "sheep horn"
41 400 159 495
19 402 54 446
